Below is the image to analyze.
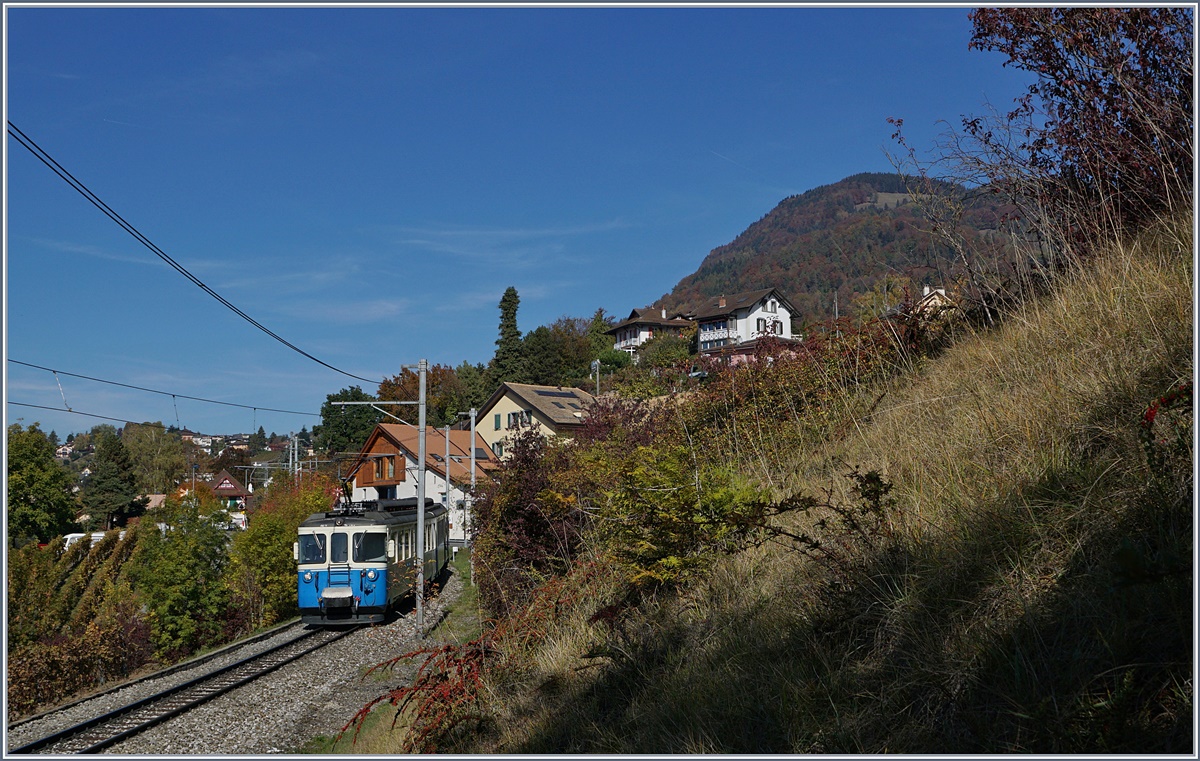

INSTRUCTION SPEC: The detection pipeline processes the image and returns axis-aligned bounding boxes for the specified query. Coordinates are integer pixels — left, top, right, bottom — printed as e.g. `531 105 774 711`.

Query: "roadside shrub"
226 472 339 634
471 428 584 618
129 497 231 660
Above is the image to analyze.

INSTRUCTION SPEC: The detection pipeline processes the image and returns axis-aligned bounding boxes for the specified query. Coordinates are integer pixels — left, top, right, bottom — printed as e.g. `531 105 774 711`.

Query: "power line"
6 120 381 385
7 401 221 437
8 359 319 417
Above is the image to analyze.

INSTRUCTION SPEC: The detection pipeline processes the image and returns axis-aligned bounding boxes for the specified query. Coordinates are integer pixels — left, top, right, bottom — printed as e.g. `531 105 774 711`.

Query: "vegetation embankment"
5 474 338 719
333 7 1192 754
337 215 1189 754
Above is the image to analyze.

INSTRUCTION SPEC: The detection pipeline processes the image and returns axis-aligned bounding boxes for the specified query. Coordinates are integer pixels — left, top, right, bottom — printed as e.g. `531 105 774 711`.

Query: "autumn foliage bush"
6 530 153 718
226 472 340 633
5 473 345 719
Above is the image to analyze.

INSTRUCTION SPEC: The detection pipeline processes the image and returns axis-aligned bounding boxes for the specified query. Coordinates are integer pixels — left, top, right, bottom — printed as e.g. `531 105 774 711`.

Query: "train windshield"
331 532 349 563
298 534 326 565
354 532 387 563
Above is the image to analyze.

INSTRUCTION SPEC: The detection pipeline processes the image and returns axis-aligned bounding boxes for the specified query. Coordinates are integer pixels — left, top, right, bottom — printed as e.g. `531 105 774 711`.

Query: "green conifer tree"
490 286 523 384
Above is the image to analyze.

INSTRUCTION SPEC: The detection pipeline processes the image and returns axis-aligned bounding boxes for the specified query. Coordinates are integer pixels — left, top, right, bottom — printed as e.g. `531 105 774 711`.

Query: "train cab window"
331 532 349 563
298 534 326 565
354 532 387 563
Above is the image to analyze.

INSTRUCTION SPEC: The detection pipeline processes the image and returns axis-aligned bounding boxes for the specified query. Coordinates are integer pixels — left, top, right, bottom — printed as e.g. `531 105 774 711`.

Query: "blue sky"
4 5 1034 438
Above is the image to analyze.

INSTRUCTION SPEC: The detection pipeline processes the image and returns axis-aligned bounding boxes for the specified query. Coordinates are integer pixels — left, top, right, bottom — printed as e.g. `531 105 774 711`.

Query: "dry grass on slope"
469 216 1193 754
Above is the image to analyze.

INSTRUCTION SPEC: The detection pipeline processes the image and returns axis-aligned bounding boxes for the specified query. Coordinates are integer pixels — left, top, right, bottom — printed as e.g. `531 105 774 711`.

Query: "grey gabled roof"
690 288 796 321
604 308 693 335
478 382 595 429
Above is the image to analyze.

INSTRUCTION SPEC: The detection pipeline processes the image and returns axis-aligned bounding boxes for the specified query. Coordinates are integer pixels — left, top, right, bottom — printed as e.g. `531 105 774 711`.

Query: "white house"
605 308 693 357
690 288 798 355
344 424 498 545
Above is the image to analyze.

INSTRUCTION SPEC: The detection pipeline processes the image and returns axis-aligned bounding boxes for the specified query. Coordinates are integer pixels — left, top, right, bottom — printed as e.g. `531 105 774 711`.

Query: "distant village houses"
609 287 800 363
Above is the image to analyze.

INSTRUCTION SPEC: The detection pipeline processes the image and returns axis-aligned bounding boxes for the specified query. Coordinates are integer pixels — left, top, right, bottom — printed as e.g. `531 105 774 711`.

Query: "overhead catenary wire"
6 121 381 385
8 401 224 438
8 359 319 417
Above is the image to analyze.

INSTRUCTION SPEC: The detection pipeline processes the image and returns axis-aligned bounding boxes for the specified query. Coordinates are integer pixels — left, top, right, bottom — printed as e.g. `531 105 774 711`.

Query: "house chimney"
718 295 726 308
661 308 666 318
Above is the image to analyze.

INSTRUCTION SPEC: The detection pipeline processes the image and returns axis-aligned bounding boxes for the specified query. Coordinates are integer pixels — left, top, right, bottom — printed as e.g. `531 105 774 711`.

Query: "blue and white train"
295 497 450 625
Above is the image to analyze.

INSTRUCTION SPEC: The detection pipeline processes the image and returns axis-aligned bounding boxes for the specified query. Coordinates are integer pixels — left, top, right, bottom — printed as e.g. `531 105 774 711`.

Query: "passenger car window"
299 534 325 565
354 532 387 562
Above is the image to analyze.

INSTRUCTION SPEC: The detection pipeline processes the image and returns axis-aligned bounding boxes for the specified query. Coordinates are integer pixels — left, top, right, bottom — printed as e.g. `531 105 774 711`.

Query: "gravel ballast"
7 569 464 755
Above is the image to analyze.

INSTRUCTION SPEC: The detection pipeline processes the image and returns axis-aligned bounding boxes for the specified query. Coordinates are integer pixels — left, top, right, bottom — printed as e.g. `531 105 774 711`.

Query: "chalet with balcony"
605 308 693 357
691 288 798 356
345 424 498 544
476 382 595 459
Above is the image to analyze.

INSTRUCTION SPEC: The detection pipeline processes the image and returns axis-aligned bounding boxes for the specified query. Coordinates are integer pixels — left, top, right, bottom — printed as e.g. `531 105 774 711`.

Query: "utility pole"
467 407 476 524
468 407 476 584
444 423 451 510
456 407 479 585
332 368 429 627
415 359 427 629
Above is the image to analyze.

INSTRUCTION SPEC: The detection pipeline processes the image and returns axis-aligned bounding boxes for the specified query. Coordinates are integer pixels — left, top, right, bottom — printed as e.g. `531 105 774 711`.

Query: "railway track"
9 626 356 754
7 619 305 732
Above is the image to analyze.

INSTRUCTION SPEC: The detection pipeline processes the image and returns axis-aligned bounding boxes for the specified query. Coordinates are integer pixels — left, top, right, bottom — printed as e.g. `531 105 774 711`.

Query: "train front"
295 510 399 625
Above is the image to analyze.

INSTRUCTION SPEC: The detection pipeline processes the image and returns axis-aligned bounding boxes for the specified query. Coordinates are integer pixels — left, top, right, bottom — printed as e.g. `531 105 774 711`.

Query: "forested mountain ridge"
655 172 1011 323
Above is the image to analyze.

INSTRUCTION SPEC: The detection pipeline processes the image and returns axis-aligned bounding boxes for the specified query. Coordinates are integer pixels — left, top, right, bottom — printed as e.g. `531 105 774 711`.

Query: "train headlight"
303 571 313 583
366 569 378 581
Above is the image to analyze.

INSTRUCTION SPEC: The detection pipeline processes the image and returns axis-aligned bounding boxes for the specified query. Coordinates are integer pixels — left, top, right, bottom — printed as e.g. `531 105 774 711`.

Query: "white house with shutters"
690 288 797 355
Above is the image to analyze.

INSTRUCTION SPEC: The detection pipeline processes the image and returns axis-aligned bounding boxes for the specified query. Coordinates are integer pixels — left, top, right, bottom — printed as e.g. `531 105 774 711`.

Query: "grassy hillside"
433 216 1192 753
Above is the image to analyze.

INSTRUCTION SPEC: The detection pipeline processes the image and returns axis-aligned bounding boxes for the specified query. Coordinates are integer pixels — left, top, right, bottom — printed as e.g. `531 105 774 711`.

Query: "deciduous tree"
6 423 78 545
128 495 230 660
123 422 187 495
903 8 1193 253
314 386 381 455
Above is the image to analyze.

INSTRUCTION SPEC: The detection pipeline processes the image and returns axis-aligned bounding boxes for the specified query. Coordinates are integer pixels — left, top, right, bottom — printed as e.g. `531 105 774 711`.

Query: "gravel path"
7 568 465 755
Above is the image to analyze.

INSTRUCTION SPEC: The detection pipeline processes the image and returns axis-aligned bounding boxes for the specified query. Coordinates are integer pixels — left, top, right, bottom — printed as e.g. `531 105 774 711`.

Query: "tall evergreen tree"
454 361 491 412
83 430 147 530
490 286 523 384
249 426 268 453
586 308 615 357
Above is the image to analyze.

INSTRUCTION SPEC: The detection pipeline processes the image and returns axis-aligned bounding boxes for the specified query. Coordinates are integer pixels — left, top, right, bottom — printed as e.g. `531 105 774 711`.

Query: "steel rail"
9 626 356 754
6 619 304 731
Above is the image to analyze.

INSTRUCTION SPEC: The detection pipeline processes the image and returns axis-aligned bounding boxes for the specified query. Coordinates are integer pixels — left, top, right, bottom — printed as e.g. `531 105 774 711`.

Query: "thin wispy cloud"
272 297 412 325
28 237 167 268
710 150 754 173
394 220 629 240
216 259 361 294
103 118 150 128
382 219 629 269
211 48 324 91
